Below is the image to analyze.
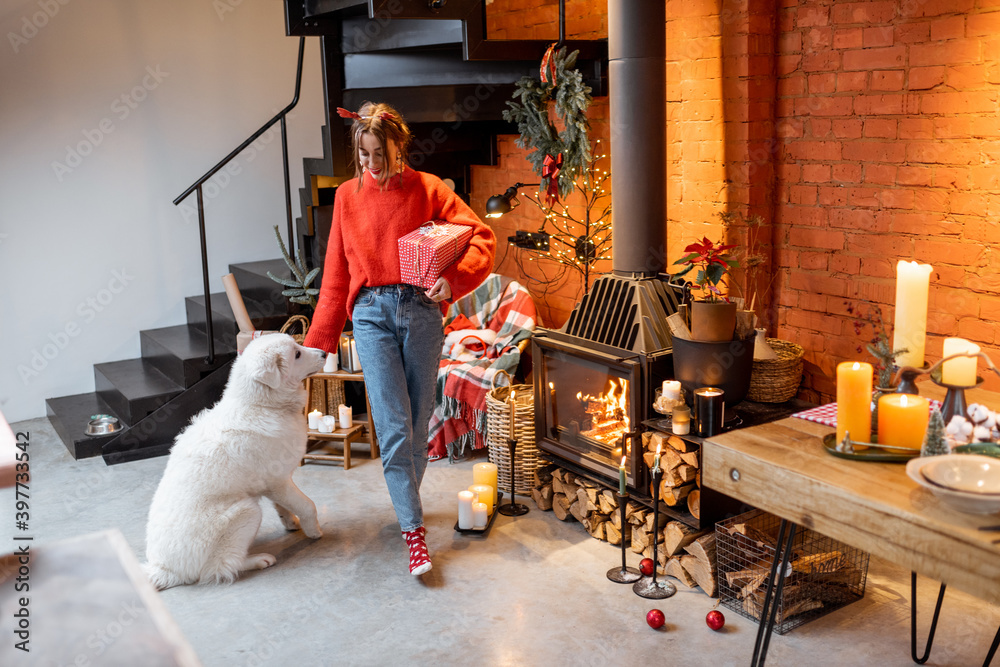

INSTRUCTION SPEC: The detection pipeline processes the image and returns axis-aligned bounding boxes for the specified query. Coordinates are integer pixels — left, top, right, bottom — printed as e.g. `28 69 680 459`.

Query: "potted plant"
673 236 740 342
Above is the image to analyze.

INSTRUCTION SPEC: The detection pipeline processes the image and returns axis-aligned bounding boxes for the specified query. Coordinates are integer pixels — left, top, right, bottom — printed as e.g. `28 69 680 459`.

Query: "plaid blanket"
428 275 537 461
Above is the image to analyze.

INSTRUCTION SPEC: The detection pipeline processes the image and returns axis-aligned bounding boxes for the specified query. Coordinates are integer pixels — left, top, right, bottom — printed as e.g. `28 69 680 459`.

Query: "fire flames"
576 378 630 446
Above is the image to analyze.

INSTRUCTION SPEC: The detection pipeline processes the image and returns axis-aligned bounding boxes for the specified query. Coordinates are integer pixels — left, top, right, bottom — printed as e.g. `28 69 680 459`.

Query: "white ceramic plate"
906 456 1000 515
921 454 1000 495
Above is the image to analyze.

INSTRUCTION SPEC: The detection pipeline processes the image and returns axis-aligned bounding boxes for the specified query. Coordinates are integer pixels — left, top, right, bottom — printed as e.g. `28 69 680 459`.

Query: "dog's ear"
253 349 286 389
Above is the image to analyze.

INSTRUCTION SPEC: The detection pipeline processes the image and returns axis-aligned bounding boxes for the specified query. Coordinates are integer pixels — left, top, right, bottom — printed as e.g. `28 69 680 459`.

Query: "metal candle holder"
895 364 929 395
498 437 529 516
607 491 641 583
930 368 984 425
633 468 677 599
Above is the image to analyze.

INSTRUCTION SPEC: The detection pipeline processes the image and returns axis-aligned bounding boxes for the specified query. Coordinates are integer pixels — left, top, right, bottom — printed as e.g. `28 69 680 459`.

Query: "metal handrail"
173 36 307 364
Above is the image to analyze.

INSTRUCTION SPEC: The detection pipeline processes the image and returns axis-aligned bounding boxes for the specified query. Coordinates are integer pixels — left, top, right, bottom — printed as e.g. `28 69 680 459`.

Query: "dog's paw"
245 553 276 571
279 514 301 532
303 525 323 540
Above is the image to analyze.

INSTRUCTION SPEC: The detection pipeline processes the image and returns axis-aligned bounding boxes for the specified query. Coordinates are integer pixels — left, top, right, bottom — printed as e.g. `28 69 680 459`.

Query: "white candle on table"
458 490 475 529
318 416 336 433
323 353 338 373
472 502 488 528
891 260 933 368
338 404 352 429
661 380 681 401
941 337 980 386
308 410 323 430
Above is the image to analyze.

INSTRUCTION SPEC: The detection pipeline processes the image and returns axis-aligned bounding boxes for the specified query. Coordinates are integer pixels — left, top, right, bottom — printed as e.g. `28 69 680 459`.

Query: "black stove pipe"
608 0 667 278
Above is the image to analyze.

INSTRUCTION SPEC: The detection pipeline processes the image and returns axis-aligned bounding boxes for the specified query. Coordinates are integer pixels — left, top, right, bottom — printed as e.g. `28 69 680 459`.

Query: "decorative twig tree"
502 46 611 295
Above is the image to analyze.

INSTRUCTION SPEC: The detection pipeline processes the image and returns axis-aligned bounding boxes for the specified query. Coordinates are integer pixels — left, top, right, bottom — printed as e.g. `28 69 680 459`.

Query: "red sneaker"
402 527 432 576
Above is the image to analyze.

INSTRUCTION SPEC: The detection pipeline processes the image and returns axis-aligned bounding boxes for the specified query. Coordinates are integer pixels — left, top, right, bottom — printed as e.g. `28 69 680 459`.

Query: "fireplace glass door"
533 336 643 489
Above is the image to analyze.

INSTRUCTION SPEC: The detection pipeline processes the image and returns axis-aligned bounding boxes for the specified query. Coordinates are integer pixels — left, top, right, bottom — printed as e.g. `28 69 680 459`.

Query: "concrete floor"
8 415 1000 666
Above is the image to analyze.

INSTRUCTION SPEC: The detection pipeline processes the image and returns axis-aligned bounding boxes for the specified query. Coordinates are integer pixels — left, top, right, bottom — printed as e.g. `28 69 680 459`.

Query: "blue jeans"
351 284 443 532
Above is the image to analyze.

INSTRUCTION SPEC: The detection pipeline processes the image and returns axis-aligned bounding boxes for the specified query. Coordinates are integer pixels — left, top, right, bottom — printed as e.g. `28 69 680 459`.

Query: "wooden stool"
305 371 380 461
303 423 364 470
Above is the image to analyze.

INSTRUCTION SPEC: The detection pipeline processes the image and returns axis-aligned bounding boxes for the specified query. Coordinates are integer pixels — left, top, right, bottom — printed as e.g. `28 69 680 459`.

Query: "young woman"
303 102 495 575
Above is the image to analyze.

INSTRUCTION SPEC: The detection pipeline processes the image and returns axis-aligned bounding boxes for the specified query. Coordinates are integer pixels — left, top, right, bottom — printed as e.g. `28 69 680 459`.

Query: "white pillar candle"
661 380 681 401
307 410 323 430
458 490 475 529
468 484 495 515
941 337 980 386
318 416 336 433
892 260 933 368
473 462 498 506
338 404 352 429
323 353 338 373
472 502 488 528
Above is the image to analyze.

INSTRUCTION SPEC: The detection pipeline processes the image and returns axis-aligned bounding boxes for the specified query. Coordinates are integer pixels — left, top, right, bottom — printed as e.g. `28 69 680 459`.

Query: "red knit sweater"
303 168 496 352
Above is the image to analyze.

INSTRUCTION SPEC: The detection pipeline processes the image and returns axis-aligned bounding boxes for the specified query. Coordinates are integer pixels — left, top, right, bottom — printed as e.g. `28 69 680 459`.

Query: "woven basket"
280 314 309 344
308 378 347 415
485 370 539 496
746 338 804 403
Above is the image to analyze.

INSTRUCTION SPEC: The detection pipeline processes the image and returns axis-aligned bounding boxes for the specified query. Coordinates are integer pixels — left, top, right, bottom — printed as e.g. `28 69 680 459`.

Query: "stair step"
46 392 130 460
95 359 184 426
231 259 299 307
344 48 535 89
341 17 462 53
140 325 237 388
344 83 517 124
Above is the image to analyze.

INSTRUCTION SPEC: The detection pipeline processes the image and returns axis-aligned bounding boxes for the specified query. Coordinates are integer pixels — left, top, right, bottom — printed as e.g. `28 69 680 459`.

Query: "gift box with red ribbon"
398 221 472 289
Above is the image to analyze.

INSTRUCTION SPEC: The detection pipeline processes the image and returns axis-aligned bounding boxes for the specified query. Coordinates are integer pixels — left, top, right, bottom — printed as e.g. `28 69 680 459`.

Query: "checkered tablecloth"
793 398 943 427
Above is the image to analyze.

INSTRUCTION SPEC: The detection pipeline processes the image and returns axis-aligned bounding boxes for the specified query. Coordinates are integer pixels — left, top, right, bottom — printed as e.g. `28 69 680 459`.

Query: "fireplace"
532 330 673 496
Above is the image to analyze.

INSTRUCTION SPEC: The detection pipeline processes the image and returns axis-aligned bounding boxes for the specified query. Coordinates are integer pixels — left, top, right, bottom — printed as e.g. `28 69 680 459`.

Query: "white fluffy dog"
143 334 326 590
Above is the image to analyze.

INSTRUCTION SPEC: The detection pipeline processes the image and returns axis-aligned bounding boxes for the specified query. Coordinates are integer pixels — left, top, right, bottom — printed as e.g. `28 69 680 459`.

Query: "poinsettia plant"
672 237 739 302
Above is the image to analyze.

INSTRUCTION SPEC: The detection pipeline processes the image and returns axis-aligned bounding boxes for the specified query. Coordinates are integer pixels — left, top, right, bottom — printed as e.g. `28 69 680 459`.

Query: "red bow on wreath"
542 153 563 205
539 43 558 85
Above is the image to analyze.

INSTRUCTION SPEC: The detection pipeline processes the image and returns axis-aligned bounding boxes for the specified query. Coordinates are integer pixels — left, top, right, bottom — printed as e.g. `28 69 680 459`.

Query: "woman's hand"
426 277 452 303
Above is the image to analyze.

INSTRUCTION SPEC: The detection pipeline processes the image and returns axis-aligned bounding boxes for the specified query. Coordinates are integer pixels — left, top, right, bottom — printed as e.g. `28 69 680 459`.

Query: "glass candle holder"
694 387 725 438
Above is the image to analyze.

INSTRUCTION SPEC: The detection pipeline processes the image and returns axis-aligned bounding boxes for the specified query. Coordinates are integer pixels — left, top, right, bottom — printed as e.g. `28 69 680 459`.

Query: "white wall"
0 0 326 421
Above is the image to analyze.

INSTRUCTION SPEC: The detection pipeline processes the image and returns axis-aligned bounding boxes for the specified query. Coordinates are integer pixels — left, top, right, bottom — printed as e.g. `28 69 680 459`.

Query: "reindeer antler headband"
336 107 394 122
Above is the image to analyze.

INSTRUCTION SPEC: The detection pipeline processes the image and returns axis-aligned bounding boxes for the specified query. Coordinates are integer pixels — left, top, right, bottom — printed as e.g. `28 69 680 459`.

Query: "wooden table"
702 382 1000 665
303 370 379 470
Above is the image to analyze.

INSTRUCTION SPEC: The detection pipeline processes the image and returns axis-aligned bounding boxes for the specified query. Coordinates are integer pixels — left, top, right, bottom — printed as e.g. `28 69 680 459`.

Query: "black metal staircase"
46 0 607 464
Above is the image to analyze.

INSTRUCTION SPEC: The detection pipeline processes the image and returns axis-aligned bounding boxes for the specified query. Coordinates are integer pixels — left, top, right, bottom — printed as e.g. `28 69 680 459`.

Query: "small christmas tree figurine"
921 406 949 457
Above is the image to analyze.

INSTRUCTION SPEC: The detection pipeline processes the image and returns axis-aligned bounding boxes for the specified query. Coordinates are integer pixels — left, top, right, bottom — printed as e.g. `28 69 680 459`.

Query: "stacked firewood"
641 430 702 519
719 519 865 623
531 464 718 597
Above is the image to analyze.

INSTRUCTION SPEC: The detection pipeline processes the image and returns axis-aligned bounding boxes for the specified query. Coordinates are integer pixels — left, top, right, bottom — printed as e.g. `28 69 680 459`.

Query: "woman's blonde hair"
347 102 412 190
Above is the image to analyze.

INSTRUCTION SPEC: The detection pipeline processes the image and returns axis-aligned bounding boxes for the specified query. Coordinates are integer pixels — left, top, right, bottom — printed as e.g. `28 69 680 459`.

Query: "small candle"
619 455 627 495
653 443 661 472
350 339 362 371
892 260 933 368
323 353 338 373
338 404 352 429
548 381 559 436
508 389 517 440
941 337 980 386
661 380 681 401
836 361 873 445
473 462 498 506
458 490 475 529
307 409 323 430
672 406 691 435
694 387 725 438
318 416 336 433
472 502 488 528
877 393 930 449
468 484 495 515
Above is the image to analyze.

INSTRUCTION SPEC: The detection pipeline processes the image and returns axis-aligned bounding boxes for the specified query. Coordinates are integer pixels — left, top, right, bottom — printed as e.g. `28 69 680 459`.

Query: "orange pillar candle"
836 361 873 444
473 462 498 507
877 393 930 449
468 484 495 515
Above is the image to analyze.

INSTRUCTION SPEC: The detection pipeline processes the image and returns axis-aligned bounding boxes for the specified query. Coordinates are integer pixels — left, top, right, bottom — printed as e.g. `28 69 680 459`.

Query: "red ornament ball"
646 609 665 629
639 558 655 576
706 610 725 631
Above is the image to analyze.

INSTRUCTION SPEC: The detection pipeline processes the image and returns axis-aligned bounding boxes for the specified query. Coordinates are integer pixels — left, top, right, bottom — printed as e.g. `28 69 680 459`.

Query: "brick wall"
475 0 1000 400
773 0 1000 400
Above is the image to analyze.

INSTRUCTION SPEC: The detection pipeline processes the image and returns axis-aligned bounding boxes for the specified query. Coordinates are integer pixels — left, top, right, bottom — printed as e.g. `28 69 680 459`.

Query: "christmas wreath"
502 45 594 203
